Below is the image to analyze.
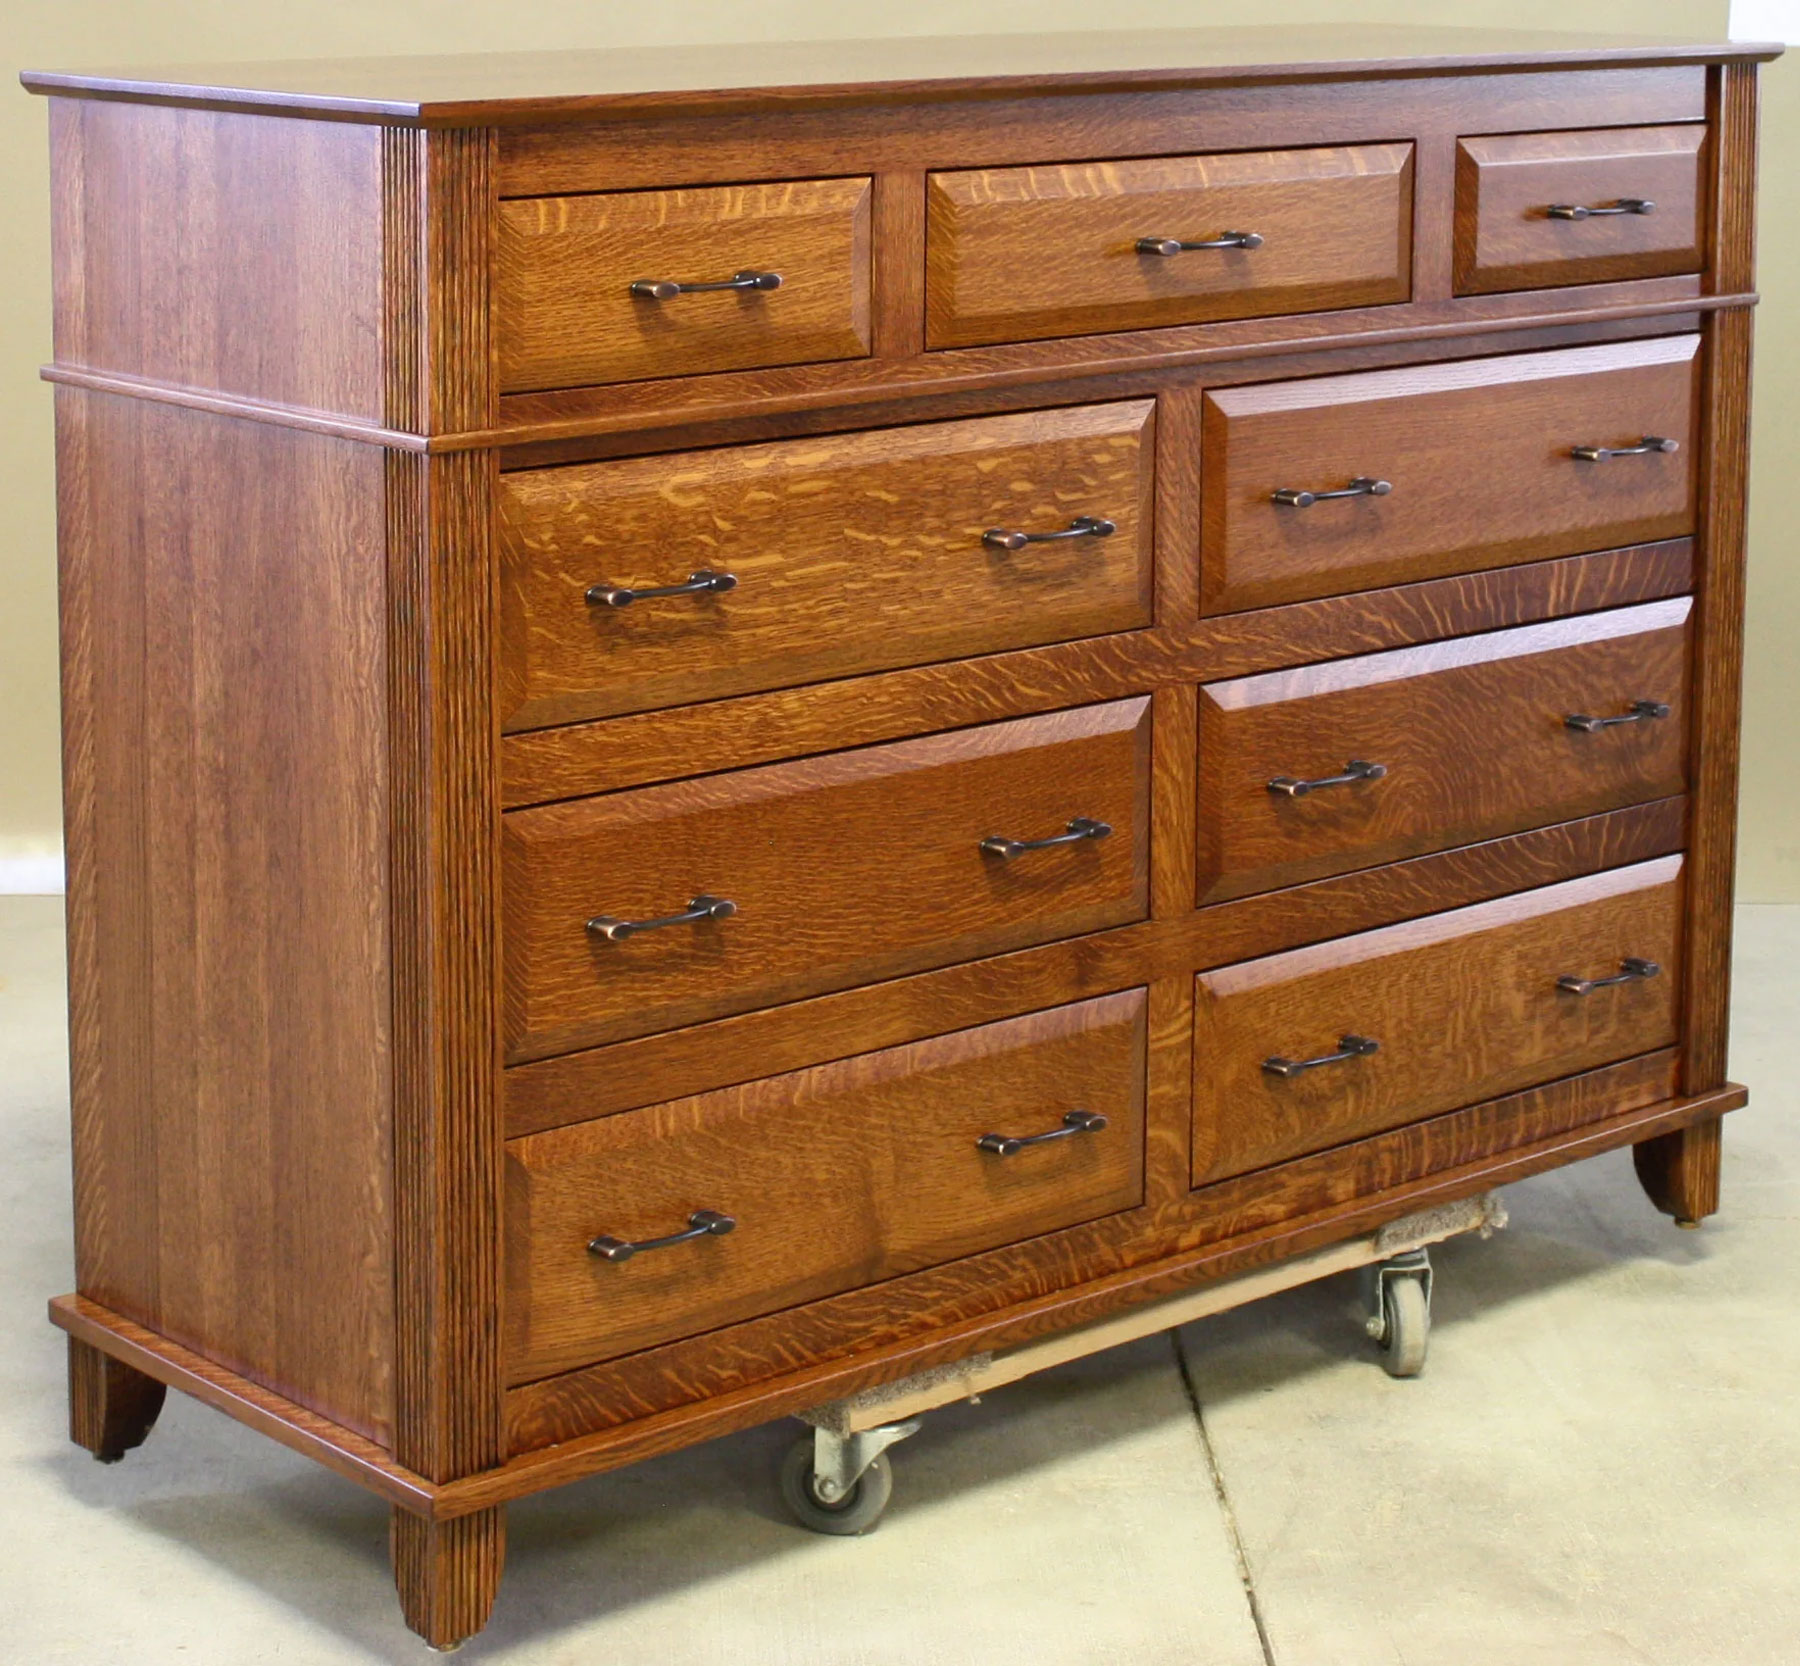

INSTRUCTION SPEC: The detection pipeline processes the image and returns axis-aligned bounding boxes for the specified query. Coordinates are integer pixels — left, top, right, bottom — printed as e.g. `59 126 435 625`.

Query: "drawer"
1197 598 1690 903
506 990 1148 1381
1192 857 1682 1186
1454 126 1706 295
502 698 1152 1060
1200 335 1697 613
498 401 1155 731
925 144 1413 349
495 177 872 392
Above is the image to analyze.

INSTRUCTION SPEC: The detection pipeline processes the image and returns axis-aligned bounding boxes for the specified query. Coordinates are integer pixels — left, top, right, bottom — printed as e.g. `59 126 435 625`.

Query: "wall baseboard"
0 854 67 895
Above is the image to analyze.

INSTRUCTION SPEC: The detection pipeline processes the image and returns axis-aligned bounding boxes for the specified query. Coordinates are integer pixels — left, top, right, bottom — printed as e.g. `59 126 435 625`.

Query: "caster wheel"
780 1436 894 1535
1377 1272 1430 1378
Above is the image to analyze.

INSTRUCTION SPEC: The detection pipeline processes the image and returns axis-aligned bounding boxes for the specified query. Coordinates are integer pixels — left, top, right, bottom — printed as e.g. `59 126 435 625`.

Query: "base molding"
50 1077 1744 1522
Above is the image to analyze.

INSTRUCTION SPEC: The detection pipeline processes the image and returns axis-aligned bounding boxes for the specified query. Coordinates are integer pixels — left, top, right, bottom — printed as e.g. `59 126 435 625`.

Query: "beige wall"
6 1 1792 893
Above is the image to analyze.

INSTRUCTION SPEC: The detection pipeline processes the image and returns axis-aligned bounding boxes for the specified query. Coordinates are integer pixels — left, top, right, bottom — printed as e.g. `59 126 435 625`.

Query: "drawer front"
1192 857 1682 1186
503 699 1152 1060
506 991 1148 1381
495 177 872 392
1197 598 1691 903
925 144 1413 350
499 402 1155 732
1454 126 1706 295
1201 335 1697 613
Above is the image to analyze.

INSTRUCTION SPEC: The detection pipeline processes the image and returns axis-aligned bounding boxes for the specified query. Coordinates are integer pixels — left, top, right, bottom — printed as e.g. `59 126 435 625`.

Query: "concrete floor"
2 894 1796 1665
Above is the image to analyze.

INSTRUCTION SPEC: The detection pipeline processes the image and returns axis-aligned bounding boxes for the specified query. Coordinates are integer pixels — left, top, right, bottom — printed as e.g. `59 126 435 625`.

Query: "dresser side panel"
57 388 396 1445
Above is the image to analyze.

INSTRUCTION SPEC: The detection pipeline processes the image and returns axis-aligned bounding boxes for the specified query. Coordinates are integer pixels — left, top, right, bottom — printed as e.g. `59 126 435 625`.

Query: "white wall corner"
0 851 67 895
1730 0 1800 44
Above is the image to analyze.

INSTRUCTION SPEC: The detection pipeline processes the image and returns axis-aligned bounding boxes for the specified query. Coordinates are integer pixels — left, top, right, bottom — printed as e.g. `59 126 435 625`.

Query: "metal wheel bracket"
811 1418 921 1504
1363 1247 1433 1345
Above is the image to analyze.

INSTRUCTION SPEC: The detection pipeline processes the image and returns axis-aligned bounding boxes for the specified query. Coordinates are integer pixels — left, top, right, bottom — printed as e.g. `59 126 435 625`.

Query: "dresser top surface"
19 25 1780 128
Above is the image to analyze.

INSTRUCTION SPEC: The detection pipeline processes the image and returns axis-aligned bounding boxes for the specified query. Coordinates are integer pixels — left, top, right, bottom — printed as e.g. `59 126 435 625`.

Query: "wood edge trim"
452 1078 1742 1516
440 292 1751 453
45 1295 438 1513
39 364 432 450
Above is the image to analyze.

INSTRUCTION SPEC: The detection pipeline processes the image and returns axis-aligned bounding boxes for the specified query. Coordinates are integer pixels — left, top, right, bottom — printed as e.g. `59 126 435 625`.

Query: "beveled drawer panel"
1197 597 1691 903
1200 335 1698 613
506 990 1147 1382
925 143 1413 349
495 177 872 392
499 401 1155 732
1454 125 1706 295
1192 857 1682 1187
502 698 1152 1061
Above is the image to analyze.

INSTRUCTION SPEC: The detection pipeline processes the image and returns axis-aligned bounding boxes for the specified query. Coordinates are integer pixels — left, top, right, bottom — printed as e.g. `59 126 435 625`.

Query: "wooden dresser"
24 26 1778 1649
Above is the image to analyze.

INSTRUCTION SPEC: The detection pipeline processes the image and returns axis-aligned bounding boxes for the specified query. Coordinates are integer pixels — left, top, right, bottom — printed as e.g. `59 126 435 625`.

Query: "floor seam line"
1173 1329 1278 1666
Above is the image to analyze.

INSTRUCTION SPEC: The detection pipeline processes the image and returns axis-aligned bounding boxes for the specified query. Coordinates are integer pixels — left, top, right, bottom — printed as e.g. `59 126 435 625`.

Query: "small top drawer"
925 144 1413 349
495 177 872 392
1454 126 1706 295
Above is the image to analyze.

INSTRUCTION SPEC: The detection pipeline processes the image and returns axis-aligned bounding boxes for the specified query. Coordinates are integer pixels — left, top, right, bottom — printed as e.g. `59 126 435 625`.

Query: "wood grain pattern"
502 538 1693 806
67 1335 166 1463
56 390 395 1443
506 991 1146 1381
497 401 1154 730
503 797 1687 1139
495 178 872 392
1192 857 1683 1185
1454 125 1706 295
1200 334 1699 613
925 143 1412 348
391 1506 505 1652
1633 1115 1722 1222
871 170 928 358
1196 598 1691 901
502 698 1151 1059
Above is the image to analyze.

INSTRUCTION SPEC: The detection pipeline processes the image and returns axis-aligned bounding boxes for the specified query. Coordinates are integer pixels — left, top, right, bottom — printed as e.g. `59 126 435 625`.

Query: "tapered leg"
1633 1116 1723 1227
68 1335 167 1463
391 1505 505 1652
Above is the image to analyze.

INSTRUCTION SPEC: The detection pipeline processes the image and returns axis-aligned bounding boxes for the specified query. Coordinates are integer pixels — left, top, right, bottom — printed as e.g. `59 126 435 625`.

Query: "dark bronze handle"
629 270 782 300
982 515 1116 552
980 817 1112 861
1267 759 1387 799
1546 198 1655 220
1564 699 1671 733
1262 1034 1380 1079
1136 231 1264 255
1271 476 1393 508
1557 957 1661 996
588 1209 736 1263
586 568 738 609
587 894 737 943
977 1109 1109 1156
1570 435 1680 463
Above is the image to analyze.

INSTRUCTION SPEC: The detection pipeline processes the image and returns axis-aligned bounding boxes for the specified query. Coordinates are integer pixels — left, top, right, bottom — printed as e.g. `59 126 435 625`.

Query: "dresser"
24 26 1777 1649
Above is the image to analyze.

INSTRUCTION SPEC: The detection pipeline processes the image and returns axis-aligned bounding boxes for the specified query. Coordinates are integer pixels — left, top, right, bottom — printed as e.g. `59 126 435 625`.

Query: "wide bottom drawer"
1192 856 1682 1186
506 990 1148 1383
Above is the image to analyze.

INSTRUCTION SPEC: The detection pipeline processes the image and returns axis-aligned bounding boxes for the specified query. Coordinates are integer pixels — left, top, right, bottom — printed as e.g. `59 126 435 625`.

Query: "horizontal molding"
0 853 66 895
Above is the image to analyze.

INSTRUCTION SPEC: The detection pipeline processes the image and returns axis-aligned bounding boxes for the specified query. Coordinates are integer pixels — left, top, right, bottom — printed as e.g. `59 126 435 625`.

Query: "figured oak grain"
926 143 1413 349
1200 333 1699 613
498 401 1154 730
506 990 1147 1381
1196 597 1691 901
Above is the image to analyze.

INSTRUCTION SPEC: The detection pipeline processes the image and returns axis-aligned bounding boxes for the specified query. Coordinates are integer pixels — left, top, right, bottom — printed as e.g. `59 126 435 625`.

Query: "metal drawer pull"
982 515 1116 552
980 816 1112 860
588 1209 736 1263
587 894 737 943
1557 957 1661 996
1267 758 1387 799
629 270 783 300
1136 231 1265 255
1570 435 1679 463
1262 1034 1381 1079
1564 699 1671 733
586 568 738 609
977 1109 1109 1156
1546 197 1655 220
1271 476 1392 508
